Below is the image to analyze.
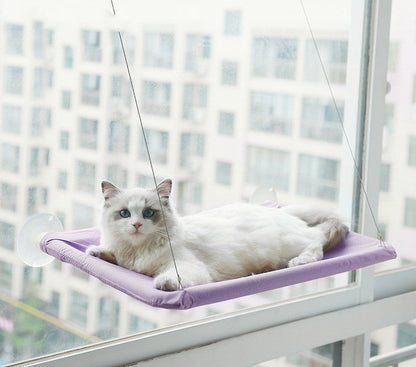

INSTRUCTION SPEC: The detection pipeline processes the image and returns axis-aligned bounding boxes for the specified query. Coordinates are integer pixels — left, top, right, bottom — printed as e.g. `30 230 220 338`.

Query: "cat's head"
100 179 175 244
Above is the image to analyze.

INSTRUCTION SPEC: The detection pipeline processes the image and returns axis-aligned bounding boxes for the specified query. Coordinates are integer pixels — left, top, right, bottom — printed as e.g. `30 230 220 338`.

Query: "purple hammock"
39 226 396 310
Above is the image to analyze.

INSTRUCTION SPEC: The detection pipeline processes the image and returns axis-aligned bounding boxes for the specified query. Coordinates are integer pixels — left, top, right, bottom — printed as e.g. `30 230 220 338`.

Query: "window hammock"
18 0 398 310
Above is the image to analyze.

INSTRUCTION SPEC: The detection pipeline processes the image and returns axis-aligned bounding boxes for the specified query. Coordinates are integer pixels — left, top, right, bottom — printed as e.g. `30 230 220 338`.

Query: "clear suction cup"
17 213 63 267
250 186 278 204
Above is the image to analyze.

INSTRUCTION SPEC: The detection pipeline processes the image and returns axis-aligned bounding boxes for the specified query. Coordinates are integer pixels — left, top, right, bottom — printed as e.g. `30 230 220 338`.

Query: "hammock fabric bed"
39 226 396 310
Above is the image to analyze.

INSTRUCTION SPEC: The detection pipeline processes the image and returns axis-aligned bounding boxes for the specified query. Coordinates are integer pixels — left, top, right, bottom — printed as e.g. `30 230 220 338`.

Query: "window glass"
0 0 358 364
376 1 416 270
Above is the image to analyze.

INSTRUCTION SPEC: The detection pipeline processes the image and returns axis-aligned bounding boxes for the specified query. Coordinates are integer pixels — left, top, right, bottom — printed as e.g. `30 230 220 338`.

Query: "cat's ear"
156 179 172 200
101 181 120 201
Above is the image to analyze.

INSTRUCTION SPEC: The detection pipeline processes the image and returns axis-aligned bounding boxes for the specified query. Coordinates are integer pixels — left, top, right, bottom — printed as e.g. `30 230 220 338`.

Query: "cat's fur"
87 179 349 291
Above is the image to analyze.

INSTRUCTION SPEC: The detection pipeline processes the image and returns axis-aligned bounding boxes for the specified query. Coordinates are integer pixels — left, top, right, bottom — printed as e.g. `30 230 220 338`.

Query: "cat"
86 179 348 291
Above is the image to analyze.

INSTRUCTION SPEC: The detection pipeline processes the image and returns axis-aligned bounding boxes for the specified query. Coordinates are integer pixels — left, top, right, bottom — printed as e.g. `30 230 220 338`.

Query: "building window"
2 105 22 134
221 61 238 85
185 34 211 72
0 222 15 251
63 45 73 68
128 314 157 334
69 290 89 328
27 187 48 215
33 21 53 59
58 171 68 190
0 182 17 212
81 74 100 106
404 198 416 228
76 161 96 193
97 297 120 339
82 30 101 62
4 66 23 95
182 83 208 122
300 97 344 143
112 31 135 64
397 322 416 348
62 90 71 109
380 163 390 192
250 91 294 135
252 37 298 79
224 10 241 36
304 39 348 84
60 131 70 150
297 154 340 202
180 133 204 170
139 129 169 164
107 165 128 188
177 181 203 209
109 120 130 154
29 147 50 176
144 32 174 69
216 161 232 186
111 76 132 111
245 146 290 191
79 118 98 150
142 81 171 116
73 202 94 229
0 261 13 295
1 143 19 173
408 136 416 167
5 23 23 55
33 67 53 97
218 111 235 135
31 107 52 136
49 291 60 318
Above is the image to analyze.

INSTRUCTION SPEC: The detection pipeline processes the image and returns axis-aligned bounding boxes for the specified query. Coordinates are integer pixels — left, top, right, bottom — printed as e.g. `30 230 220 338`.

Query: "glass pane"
377 1 416 271
0 0 355 363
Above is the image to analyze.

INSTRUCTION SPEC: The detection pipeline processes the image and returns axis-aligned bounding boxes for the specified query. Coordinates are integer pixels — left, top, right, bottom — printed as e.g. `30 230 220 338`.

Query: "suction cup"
250 186 278 204
17 213 63 267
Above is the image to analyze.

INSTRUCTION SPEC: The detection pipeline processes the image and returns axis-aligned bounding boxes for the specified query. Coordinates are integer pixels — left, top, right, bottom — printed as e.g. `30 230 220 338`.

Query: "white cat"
87 179 348 291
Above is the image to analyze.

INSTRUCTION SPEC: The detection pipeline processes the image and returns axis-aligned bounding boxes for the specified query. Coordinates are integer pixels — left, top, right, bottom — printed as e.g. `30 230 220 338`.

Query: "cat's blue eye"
143 208 155 218
120 209 131 218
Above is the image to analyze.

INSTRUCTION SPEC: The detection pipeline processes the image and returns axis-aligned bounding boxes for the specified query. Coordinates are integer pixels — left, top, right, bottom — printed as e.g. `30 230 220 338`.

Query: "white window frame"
19 1 416 367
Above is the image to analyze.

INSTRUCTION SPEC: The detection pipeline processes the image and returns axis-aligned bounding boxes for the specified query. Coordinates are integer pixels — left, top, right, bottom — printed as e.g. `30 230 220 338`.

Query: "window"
48 291 60 318
62 90 71 109
139 129 169 164
97 297 120 339
81 74 100 105
380 163 390 192
108 120 130 153
63 45 73 68
180 132 204 170
300 97 344 143
221 61 238 85
82 30 101 62
5 24 24 55
182 83 208 121
297 154 340 202
252 37 298 79
224 10 241 36
185 34 211 72
142 81 171 116
2 105 22 134
73 202 94 229
79 118 98 150
216 161 232 185
144 32 174 68
304 39 348 84
250 91 294 134
107 165 127 188
4 66 23 94
404 197 416 228
69 290 89 328
218 111 235 135
33 67 53 97
408 136 416 166
29 147 50 176
1 143 20 173
112 31 135 64
76 160 96 193
60 131 70 150
0 221 15 250
58 171 68 190
129 314 157 334
0 260 13 295
31 107 52 136
0 182 17 212
245 146 290 191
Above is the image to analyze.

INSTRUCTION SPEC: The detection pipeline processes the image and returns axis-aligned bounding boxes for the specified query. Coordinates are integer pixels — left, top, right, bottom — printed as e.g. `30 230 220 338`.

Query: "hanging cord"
298 0 385 243
110 0 183 289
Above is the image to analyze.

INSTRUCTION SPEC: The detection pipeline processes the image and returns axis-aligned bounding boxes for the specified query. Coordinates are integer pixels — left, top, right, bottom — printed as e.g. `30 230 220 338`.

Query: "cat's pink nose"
132 222 142 230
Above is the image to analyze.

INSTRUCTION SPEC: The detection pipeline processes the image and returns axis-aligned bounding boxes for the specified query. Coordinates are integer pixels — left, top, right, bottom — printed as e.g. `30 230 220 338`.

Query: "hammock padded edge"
39 228 396 310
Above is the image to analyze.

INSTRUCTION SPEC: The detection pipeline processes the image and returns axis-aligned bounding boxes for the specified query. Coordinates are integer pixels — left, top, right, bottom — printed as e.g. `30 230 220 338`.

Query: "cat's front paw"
86 246 117 264
288 253 321 267
153 273 182 291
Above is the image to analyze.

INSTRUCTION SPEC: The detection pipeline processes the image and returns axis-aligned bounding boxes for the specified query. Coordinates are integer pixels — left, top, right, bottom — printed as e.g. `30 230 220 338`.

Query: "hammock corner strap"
40 229 396 310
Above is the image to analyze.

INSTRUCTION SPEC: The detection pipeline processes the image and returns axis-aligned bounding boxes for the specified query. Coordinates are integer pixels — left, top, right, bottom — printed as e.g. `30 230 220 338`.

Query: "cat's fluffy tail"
282 206 349 252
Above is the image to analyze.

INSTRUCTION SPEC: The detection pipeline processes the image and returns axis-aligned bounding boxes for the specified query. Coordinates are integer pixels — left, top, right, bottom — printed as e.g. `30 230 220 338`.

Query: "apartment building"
0 0 415 365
